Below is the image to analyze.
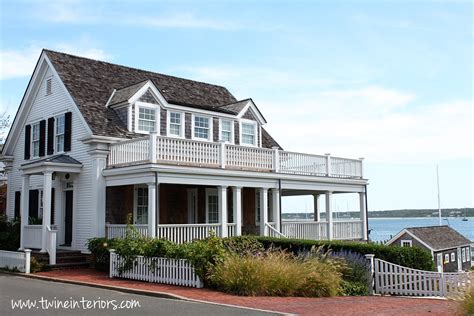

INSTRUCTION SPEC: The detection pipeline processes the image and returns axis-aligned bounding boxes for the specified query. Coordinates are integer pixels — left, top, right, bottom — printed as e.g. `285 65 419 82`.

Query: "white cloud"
0 44 111 80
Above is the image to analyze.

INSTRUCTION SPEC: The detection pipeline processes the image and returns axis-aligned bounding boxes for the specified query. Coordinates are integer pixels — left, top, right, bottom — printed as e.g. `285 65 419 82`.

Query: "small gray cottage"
386 226 472 272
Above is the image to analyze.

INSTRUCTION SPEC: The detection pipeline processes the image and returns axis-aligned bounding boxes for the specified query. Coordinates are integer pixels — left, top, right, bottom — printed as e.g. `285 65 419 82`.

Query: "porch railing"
106 224 148 239
23 225 42 249
281 221 328 240
333 220 363 240
108 134 363 179
157 223 221 244
227 223 236 237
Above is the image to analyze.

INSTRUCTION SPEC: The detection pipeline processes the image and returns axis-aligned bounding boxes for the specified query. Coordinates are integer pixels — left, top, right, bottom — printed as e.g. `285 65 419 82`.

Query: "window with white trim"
220 120 233 143
462 248 466 262
137 107 157 133
401 240 412 247
31 123 40 157
255 190 261 224
444 254 449 263
135 187 148 224
168 111 183 137
206 190 219 224
451 252 455 262
39 190 44 219
241 122 256 146
55 114 65 152
193 115 210 140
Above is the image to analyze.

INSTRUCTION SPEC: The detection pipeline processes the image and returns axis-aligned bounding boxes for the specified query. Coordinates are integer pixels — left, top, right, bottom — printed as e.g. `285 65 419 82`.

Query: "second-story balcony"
107 134 364 179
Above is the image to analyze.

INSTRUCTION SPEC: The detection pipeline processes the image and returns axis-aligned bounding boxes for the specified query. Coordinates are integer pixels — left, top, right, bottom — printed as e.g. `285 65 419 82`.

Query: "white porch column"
359 192 368 240
313 193 320 222
218 186 228 238
232 186 242 236
41 171 53 252
19 175 30 250
147 183 156 238
271 188 280 231
326 191 333 240
259 188 268 236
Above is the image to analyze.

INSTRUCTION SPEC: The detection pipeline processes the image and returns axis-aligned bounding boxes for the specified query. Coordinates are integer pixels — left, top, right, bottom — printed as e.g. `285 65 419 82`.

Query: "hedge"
236 236 436 271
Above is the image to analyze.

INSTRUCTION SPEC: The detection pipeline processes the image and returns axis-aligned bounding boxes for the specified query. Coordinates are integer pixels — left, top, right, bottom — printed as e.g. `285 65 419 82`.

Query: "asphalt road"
0 273 281 316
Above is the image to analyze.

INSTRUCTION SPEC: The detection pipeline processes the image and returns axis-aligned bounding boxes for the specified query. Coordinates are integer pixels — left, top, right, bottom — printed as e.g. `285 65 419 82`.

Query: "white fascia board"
2 52 47 155
103 163 368 187
105 89 117 107
166 103 236 119
128 80 167 106
236 99 267 125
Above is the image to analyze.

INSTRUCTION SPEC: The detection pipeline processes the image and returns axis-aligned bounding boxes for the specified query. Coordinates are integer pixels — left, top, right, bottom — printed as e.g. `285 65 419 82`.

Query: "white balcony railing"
157 223 221 244
108 134 364 179
333 220 363 240
281 220 364 240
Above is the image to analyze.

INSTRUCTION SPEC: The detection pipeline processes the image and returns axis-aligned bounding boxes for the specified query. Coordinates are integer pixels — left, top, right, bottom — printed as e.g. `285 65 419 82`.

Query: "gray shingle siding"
115 107 128 128
213 117 219 142
185 113 192 139
160 108 167 136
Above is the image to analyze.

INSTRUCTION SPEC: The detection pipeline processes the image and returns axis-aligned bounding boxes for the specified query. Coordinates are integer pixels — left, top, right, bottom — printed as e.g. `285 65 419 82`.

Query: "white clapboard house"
0 50 369 263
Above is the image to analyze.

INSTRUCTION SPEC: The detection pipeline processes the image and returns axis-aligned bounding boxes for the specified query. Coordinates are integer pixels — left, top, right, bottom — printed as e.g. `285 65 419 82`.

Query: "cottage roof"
388 225 472 251
44 50 280 148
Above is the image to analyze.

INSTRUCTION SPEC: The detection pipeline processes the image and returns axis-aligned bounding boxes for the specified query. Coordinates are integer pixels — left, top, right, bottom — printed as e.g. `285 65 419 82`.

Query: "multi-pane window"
31 123 40 157
194 116 210 140
462 248 466 262
451 252 455 262
401 240 412 247
207 194 219 223
136 187 148 224
221 120 232 142
241 122 256 145
56 114 65 152
255 191 261 224
169 112 182 137
38 190 44 219
138 107 156 132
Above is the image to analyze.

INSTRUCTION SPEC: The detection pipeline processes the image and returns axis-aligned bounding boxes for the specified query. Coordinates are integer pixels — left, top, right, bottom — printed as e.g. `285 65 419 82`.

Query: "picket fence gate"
109 250 203 288
366 255 471 297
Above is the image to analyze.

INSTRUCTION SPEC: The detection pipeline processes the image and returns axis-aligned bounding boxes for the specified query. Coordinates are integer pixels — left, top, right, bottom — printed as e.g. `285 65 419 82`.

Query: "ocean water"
369 217 474 242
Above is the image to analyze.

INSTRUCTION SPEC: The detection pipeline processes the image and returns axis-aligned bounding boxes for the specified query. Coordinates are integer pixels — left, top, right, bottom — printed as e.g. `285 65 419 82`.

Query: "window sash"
221 120 232 142
207 195 219 224
56 115 65 152
194 116 210 139
169 112 182 136
32 123 40 157
135 187 148 224
241 123 256 145
138 107 156 132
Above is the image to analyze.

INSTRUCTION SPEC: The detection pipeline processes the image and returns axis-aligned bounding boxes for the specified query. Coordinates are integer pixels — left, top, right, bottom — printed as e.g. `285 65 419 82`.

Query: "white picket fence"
109 250 203 288
366 255 471 297
0 250 31 273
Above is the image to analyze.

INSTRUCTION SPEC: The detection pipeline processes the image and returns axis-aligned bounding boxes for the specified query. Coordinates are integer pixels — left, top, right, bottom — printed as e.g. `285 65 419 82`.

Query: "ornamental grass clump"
208 248 344 297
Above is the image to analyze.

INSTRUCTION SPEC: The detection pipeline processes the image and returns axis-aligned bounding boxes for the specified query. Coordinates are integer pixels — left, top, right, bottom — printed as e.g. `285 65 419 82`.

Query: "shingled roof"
45 50 281 148
406 226 471 251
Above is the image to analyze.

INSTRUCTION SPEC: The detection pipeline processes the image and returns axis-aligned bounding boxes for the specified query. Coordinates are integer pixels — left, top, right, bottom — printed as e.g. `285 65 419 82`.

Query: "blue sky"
1 0 472 212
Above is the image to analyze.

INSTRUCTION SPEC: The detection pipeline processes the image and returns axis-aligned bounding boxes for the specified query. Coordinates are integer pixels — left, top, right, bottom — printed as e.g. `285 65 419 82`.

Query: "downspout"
364 184 369 242
155 171 159 238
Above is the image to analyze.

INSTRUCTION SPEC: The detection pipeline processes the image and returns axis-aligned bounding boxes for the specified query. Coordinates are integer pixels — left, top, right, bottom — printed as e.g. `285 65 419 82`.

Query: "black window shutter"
50 188 55 225
39 120 46 157
24 125 31 160
64 112 72 152
47 117 55 155
28 189 39 219
14 191 21 219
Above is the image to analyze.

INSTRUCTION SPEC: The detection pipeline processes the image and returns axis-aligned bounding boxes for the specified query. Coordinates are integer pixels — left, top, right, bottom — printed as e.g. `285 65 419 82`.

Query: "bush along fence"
0 249 31 273
365 254 471 298
109 250 204 288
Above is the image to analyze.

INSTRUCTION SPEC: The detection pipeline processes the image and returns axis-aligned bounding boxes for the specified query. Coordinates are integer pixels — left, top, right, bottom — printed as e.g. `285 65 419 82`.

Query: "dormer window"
220 119 233 143
193 115 211 141
136 105 157 133
241 121 257 146
168 111 184 137
31 123 40 157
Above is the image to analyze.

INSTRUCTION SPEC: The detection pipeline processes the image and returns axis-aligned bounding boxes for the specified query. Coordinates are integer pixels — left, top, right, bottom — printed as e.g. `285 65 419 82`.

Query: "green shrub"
87 237 117 272
246 236 435 271
0 215 20 251
341 281 370 296
207 249 344 297
30 257 44 273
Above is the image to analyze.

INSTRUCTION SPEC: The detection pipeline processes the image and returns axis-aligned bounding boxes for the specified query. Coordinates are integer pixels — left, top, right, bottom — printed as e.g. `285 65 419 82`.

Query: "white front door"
187 189 198 224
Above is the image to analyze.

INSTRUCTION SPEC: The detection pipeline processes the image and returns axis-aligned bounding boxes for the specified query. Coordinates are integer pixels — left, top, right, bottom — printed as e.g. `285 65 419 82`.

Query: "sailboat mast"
437 165 441 226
